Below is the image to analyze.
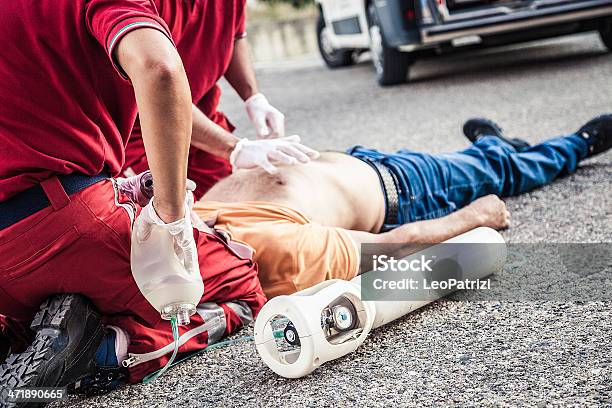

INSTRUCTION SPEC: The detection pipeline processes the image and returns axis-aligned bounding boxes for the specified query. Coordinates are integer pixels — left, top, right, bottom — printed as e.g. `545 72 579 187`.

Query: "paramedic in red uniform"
0 0 316 395
123 1 316 198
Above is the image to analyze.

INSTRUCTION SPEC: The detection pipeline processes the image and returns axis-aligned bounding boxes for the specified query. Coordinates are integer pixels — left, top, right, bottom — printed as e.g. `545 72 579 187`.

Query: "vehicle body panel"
318 0 371 48
316 0 612 50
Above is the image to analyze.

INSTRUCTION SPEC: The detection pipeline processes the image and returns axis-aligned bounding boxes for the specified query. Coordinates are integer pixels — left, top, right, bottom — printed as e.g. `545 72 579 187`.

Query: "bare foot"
468 195 511 230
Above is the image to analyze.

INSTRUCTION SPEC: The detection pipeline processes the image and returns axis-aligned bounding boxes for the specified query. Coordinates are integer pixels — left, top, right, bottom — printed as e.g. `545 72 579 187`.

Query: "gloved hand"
229 135 320 174
245 93 285 139
133 191 199 277
117 171 196 207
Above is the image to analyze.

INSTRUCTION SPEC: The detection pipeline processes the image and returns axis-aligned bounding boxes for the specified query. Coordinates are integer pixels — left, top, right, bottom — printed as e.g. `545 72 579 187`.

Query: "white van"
316 0 612 85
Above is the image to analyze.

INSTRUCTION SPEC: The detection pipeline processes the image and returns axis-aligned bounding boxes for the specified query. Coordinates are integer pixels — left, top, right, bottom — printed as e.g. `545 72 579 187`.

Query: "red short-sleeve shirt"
0 0 173 201
129 0 247 138
156 0 247 115
124 1 247 196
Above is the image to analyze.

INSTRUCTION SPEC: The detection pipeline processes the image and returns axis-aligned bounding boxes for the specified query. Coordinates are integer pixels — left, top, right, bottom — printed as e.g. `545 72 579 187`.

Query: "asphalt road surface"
56 32 611 407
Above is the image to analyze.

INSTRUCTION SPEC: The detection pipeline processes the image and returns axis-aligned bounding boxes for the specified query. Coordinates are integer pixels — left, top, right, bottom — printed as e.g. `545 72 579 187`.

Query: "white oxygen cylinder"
360 226 507 329
255 227 506 378
131 224 204 326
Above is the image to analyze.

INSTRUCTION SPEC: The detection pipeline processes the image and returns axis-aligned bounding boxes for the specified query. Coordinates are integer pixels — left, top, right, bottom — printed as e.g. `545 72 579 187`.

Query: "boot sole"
0 294 101 408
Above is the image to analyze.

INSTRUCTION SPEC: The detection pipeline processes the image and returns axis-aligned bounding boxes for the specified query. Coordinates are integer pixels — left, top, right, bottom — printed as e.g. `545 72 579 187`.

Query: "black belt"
362 160 400 227
0 173 109 230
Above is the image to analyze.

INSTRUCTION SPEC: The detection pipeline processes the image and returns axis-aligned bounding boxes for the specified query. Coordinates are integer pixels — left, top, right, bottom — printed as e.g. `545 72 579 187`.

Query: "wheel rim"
320 26 337 59
369 25 384 75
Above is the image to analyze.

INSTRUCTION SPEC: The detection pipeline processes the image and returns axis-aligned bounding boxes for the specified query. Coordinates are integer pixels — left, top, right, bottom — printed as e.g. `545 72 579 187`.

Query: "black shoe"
0 294 124 407
463 118 531 152
576 114 612 157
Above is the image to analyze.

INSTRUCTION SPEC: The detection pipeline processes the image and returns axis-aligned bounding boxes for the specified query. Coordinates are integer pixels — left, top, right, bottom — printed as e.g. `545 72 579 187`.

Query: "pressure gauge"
332 305 354 331
284 322 301 346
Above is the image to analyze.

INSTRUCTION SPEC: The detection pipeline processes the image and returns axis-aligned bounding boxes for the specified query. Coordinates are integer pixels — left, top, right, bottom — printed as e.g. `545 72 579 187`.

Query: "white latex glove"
245 93 285 139
229 135 320 174
134 191 199 277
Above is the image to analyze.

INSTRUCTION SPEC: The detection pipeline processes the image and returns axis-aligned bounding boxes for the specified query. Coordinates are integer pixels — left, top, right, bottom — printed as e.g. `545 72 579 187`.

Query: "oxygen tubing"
141 333 254 384
142 316 180 384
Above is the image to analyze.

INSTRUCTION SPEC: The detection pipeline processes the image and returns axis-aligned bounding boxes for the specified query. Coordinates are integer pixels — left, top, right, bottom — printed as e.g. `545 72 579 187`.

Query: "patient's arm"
347 195 510 245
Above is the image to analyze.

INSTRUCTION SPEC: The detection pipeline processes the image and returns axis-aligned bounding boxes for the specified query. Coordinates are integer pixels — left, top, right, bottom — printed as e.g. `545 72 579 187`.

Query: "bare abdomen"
203 152 385 230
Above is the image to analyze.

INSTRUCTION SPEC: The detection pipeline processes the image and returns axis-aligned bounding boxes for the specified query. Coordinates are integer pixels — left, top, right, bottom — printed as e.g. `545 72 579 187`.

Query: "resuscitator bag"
130 221 204 325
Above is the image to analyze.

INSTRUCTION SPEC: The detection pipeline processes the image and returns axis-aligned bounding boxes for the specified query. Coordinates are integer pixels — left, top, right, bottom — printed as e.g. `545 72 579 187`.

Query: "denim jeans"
348 134 588 230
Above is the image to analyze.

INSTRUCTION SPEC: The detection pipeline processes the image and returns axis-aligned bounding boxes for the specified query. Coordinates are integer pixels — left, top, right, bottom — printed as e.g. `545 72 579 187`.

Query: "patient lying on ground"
194 116 611 297
196 152 507 297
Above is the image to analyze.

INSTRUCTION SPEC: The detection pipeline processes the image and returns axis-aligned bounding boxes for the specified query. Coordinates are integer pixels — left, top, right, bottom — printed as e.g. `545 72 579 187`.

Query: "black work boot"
463 118 531 152
0 294 124 407
576 114 612 157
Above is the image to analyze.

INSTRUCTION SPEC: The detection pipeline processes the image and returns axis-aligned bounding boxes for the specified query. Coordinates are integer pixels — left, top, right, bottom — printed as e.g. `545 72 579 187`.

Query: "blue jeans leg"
349 134 588 227
438 134 588 208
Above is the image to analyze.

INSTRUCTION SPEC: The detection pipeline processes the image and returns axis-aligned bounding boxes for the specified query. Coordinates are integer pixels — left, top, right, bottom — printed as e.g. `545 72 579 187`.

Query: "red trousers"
124 112 234 200
0 178 266 382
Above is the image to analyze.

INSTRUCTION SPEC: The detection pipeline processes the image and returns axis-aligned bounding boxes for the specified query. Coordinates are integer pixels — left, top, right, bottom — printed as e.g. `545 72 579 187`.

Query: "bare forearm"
135 71 191 216
190 105 239 160
117 29 192 220
348 206 481 246
347 195 509 248
392 207 481 244
224 38 259 101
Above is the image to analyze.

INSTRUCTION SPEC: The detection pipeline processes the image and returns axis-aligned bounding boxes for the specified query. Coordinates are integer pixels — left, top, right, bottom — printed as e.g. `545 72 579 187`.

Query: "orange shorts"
194 201 360 298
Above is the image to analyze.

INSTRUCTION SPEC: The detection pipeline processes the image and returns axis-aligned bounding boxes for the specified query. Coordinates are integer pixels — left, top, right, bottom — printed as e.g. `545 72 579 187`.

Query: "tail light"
402 0 418 27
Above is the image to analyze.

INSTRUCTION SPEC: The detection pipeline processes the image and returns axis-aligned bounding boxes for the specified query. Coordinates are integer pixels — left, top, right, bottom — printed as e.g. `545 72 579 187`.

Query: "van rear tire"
599 17 612 51
367 3 414 86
